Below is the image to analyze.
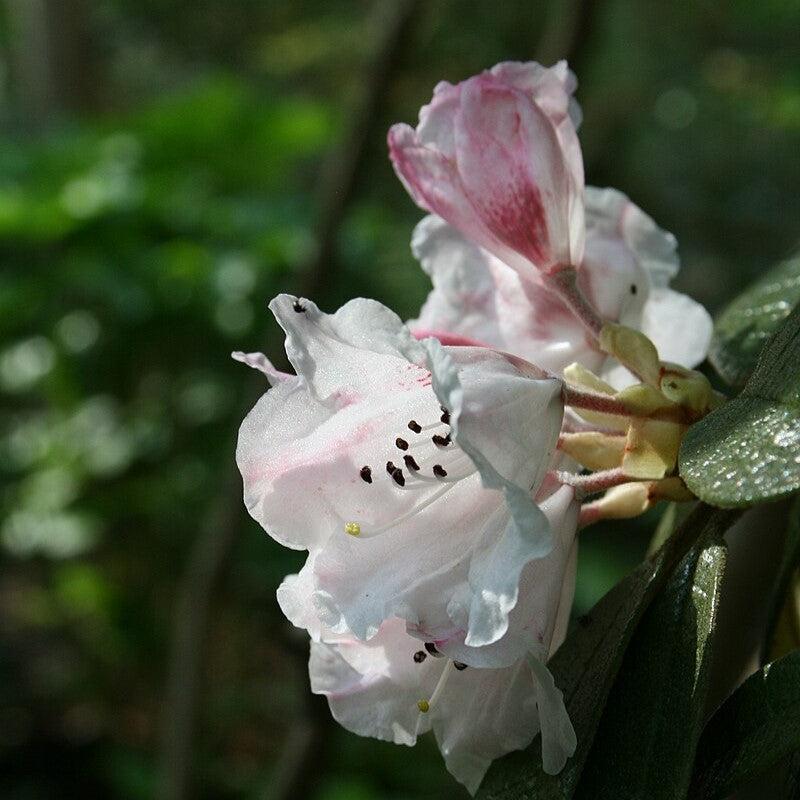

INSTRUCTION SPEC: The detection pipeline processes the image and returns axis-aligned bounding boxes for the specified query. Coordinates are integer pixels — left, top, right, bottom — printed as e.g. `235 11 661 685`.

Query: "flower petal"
455 78 582 270
425 341 563 495
440 485 579 664
410 215 599 374
309 618 437 747
638 287 713 369
527 654 577 775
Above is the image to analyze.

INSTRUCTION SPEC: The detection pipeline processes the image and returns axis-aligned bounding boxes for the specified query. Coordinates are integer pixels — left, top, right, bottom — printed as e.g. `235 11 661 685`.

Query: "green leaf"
680 302 800 507
710 254 800 388
477 505 738 800
689 650 800 800
574 537 727 800
764 496 800 661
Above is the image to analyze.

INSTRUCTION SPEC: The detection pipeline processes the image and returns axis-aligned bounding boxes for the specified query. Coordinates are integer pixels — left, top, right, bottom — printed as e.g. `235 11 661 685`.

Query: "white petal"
236 296 440 551
277 556 324 640
585 186 679 286
310 618 438 746
638 287 713 369
440 485 579 665
310 472 500 641
527 654 577 775
433 659 540 794
425 341 563 495
231 351 290 385
269 294 426 400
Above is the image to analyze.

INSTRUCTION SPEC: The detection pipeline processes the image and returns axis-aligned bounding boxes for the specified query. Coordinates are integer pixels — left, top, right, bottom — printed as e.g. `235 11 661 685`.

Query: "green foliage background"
1 1 800 798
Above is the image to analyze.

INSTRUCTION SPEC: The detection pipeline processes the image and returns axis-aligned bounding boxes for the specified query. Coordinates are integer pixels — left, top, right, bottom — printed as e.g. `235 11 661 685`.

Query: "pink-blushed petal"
390 61 585 280
237 297 439 551
455 80 565 270
409 216 601 375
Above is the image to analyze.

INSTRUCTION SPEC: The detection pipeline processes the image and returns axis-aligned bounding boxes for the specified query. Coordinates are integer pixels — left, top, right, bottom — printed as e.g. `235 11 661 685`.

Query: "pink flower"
388 61 585 278
409 187 712 382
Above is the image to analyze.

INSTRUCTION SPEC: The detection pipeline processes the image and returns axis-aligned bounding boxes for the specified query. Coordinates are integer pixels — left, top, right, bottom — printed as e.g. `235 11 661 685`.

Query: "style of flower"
388 60 584 279
236 294 567 663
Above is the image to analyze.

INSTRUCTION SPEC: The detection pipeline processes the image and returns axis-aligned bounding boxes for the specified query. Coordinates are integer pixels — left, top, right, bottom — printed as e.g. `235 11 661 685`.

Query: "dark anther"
433 464 447 478
413 650 427 664
630 284 637 296
359 466 372 484
395 437 409 451
386 461 396 475
453 661 468 671
408 420 422 434
403 454 420 471
391 468 406 487
292 299 306 313
432 433 451 447
440 409 451 425
424 642 443 657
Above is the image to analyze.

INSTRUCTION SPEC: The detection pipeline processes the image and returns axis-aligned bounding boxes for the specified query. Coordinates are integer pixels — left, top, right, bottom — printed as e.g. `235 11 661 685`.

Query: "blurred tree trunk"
5 0 96 126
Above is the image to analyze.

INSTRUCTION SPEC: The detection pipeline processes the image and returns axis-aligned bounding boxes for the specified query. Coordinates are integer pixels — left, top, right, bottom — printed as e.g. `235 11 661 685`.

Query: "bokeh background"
1 1 800 798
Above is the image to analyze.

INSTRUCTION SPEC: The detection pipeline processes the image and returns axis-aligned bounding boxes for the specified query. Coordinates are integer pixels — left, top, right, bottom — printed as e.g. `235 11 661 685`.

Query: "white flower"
236 294 565 660
309 489 578 796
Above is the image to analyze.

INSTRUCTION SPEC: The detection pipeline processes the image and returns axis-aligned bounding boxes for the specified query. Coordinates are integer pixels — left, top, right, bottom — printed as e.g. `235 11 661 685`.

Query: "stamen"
453 661 468 671
359 466 372 483
407 420 422 433
403 454 420 471
413 650 427 664
344 522 361 537
433 464 447 478
432 434 451 447
292 299 306 313
440 409 451 425
416 661 456 726
395 437 409 451
391 468 406 487
386 461 396 475
425 642 443 657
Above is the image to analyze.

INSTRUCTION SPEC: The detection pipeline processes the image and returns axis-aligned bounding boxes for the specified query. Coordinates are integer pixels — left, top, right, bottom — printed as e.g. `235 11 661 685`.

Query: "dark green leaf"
478 505 738 800
575 537 727 800
690 650 800 800
710 254 800 388
680 302 800 507
763 496 800 661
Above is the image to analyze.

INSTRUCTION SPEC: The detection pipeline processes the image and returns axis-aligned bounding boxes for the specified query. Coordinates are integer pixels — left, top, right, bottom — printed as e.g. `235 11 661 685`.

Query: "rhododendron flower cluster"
235 60 714 793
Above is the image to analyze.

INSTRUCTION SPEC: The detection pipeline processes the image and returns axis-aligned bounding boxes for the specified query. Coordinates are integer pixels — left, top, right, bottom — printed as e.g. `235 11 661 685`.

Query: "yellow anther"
417 699 430 713
344 522 361 537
